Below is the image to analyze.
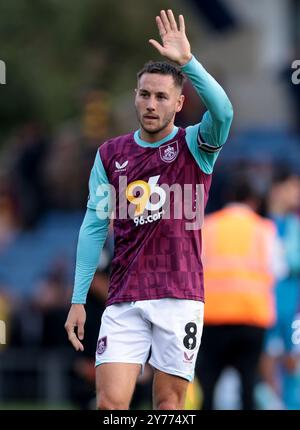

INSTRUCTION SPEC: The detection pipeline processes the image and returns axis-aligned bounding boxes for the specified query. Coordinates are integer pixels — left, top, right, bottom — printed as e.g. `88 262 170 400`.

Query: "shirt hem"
106 294 204 307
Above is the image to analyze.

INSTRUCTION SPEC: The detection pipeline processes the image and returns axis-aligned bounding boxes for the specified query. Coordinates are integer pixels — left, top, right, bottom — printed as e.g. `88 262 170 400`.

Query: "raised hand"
149 9 192 66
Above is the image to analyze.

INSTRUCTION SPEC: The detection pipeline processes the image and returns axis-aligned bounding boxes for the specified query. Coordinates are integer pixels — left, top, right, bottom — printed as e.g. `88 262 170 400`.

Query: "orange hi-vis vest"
202 205 276 328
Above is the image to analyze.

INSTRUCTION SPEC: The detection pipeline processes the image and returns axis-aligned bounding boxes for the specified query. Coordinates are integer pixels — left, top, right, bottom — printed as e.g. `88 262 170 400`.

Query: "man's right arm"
71 208 109 304
65 151 111 351
72 150 111 304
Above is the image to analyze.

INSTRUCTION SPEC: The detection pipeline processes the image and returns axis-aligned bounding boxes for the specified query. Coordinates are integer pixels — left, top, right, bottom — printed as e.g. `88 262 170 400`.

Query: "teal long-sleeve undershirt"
182 55 233 174
71 208 109 304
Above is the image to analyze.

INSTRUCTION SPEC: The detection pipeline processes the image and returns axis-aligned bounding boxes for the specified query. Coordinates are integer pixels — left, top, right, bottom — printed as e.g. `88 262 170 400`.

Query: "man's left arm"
183 56 233 174
149 10 233 174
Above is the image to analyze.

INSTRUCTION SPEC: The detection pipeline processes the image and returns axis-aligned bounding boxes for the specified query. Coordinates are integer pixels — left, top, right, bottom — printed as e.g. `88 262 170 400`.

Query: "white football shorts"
95 298 204 382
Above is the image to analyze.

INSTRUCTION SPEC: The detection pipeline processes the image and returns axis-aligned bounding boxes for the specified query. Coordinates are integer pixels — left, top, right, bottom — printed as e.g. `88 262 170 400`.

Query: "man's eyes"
139 93 167 99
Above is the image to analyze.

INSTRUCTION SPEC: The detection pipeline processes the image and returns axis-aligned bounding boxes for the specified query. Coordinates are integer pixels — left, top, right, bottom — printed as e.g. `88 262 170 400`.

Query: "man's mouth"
143 115 159 120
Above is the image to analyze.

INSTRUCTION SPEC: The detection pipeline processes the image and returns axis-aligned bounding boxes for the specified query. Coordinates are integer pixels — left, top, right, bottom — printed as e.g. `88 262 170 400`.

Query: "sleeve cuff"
71 300 86 305
180 55 197 71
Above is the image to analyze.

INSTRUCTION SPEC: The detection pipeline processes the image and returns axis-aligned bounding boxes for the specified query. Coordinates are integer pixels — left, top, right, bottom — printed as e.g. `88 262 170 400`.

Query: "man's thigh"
152 368 189 410
96 363 141 409
146 299 204 382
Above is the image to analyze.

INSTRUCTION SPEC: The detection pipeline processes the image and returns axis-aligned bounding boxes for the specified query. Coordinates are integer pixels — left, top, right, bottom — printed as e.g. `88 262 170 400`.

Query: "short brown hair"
137 61 186 90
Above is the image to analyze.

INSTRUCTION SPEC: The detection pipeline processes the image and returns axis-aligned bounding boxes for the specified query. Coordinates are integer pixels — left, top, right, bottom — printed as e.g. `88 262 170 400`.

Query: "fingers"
167 9 178 31
156 16 166 37
179 14 185 33
65 323 84 352
70 332 84 352
160 10 171 33
77 321 85 341
149 39 165 55
156 10 184 36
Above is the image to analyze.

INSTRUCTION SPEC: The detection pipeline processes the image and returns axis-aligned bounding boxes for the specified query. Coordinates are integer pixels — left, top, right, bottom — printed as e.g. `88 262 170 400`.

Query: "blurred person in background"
65 9 233 410
0 173 19 249
11 122 49 229
9 260 73 349
43 128 89 211
33 260 72 348
195 177 286 410
260 168 300 410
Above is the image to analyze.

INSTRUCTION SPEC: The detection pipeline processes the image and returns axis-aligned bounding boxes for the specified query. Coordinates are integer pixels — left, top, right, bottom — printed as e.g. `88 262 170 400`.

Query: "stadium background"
0 0 300 410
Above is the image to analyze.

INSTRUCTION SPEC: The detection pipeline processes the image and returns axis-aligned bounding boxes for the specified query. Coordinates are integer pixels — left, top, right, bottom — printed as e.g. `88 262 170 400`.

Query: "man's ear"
176 94 185 113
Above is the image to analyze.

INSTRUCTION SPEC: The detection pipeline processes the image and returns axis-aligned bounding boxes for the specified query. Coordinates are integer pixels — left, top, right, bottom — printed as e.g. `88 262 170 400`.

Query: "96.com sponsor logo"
133 209 165 227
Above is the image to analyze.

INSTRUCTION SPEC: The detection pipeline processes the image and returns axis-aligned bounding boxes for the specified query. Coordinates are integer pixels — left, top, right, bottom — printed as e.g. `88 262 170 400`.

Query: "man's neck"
139 125 175 143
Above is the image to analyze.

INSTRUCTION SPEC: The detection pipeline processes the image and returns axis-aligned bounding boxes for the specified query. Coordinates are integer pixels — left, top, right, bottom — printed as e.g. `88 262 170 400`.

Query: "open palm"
149 10 192 66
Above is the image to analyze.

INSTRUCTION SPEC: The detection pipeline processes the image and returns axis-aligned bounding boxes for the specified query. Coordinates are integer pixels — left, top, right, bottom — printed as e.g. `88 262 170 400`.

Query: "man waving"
65 9 233 410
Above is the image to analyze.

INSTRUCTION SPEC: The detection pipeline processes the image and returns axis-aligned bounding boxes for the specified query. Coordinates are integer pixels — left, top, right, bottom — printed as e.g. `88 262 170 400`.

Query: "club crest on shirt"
159 141 179 163
97 336 107 355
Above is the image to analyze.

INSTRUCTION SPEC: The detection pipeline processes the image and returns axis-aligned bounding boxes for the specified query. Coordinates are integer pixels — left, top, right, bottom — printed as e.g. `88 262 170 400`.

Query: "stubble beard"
136 109 175 135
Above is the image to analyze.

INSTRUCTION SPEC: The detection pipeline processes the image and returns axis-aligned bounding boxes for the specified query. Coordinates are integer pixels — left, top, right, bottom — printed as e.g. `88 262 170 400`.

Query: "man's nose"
146 97 156 111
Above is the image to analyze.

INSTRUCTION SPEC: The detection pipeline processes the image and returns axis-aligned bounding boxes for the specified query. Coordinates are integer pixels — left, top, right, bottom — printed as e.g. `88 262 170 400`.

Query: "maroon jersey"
99 127 212 306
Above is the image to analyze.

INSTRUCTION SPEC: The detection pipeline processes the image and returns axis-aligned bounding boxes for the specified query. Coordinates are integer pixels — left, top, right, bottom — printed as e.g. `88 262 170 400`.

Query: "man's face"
135 73 184 135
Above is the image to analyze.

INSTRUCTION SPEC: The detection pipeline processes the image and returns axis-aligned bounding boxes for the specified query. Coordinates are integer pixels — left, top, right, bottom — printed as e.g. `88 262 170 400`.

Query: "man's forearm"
72 208 109 304
181 55 233 123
